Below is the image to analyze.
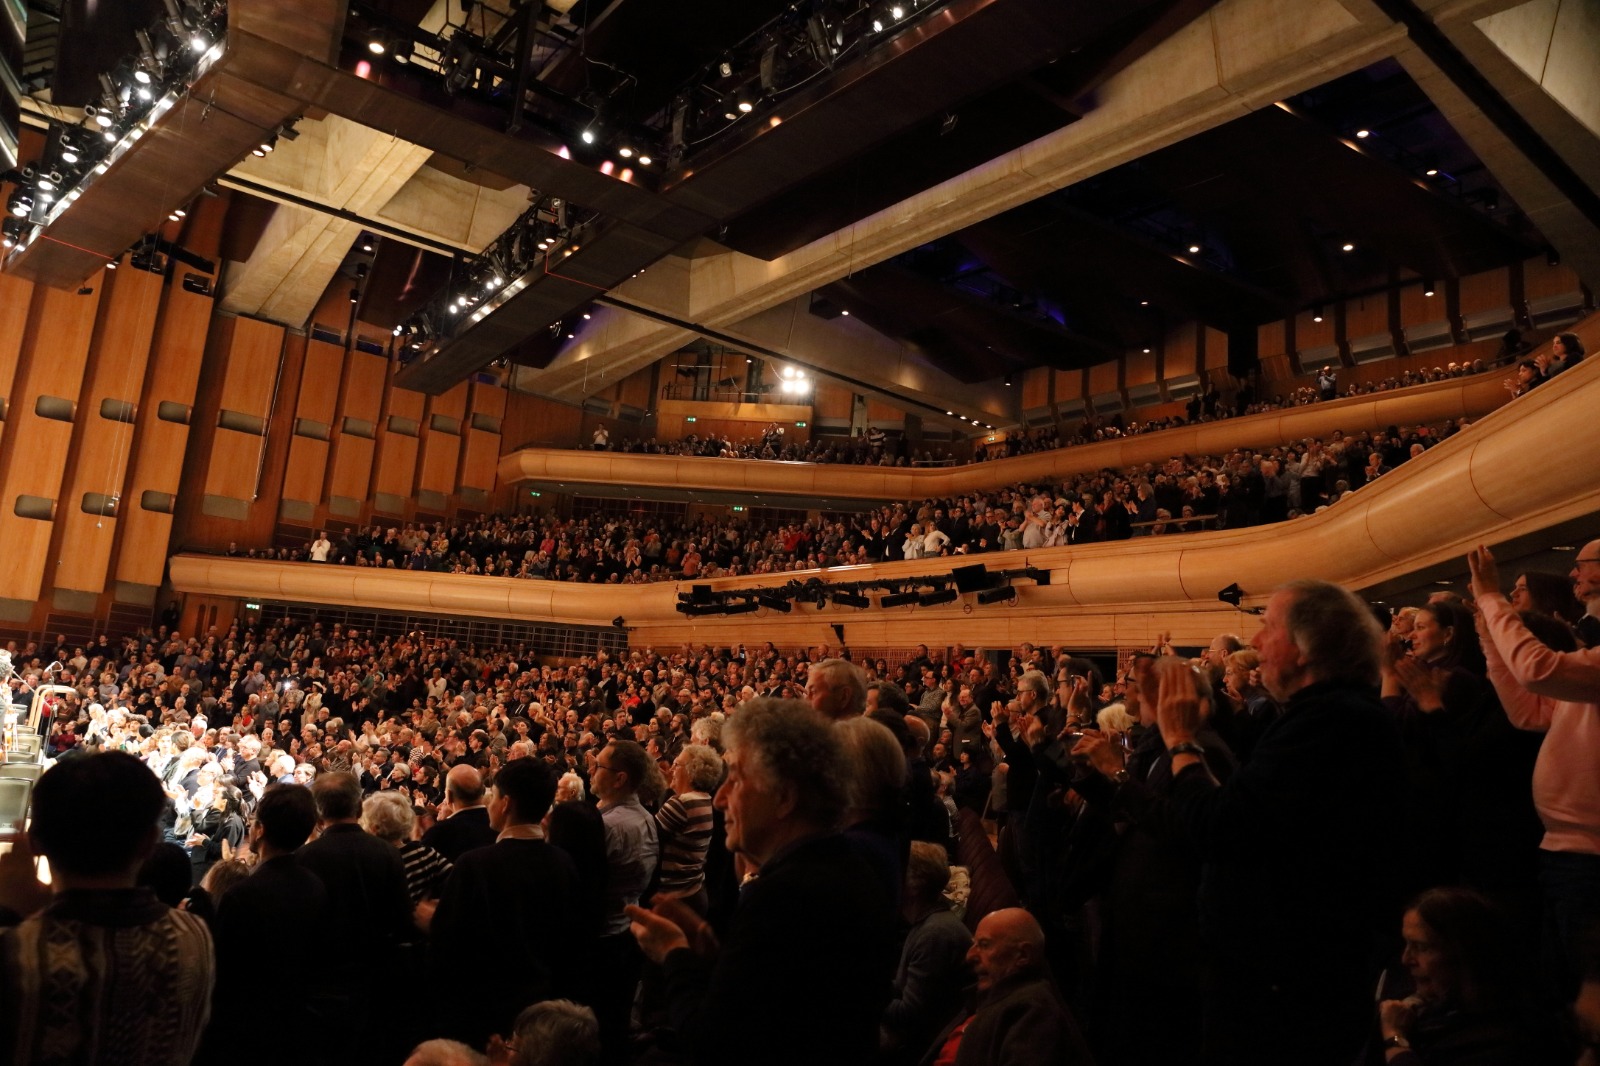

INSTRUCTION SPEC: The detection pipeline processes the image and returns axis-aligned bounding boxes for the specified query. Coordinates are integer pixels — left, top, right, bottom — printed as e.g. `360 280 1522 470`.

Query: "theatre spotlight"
1217 583 1245 608
755 592 792 613
879 588 920 609
918 587 958 608
977 584 1016 605
832 589 871 609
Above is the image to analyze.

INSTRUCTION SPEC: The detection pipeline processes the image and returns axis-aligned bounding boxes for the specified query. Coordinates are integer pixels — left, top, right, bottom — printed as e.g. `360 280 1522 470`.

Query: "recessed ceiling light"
1341 242 1355 252
1188 244 1201 254
1355 129 1370 139
840 309 849 316
1425 168 1438 177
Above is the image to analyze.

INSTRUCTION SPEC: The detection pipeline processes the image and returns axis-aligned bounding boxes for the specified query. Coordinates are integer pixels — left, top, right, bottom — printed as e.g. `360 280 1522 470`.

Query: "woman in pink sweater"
1468 543 1600 998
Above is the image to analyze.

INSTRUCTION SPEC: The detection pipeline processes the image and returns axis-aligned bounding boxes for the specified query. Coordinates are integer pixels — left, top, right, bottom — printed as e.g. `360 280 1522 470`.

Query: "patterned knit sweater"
0 888 214 1065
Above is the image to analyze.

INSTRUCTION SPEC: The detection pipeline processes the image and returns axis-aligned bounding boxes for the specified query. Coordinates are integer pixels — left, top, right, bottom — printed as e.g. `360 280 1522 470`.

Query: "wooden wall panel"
460 382 505 492
328 436 376 502
1124 348 1158 388
1021 367 1051 409
1344 292 1390 337
1258 319 1287 360
325 349 388 505
1458 266 1510 315
217 316 284 419
1088 360 1120 397
55 267 164 594
865 397 903 422
375 387 425 500
418 381 469 496
1054 368 1084 401
0 281 104 602
502 390 584 451
116 278 213 588
282 437 330 505
1522 255 1582 300
0 271 34 454
1399 283 1447 326
812 381 854 420
1296 308 1335 351
204 428 267 499
617 365 653 410
297 340 344 426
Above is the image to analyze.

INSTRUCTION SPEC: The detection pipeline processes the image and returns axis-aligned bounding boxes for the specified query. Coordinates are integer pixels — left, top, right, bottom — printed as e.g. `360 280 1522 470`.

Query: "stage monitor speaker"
951 563 995 593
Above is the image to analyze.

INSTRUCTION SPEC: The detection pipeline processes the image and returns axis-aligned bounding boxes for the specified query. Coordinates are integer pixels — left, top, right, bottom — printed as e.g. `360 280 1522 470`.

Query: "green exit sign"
795 421 806 427
686 416 697 422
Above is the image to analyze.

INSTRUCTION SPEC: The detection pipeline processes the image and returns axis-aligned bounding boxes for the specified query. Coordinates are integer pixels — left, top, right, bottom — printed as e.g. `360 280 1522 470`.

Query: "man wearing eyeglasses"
1469 541 1600 999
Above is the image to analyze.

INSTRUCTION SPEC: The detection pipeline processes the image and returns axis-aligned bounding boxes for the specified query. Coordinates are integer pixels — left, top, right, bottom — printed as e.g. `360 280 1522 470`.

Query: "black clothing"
660 831 897 1066
420 806 497 862
1117 679 1405 1066
430 837 584 1048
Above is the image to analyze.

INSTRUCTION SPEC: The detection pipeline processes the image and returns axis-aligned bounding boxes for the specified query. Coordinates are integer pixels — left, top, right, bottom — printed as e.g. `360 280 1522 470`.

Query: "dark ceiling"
808 59 1546 382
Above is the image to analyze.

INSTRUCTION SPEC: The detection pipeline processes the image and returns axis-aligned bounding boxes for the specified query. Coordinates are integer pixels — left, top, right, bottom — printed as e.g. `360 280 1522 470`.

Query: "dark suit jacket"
920 972 1092 1066
429 837 583 1048
202 855 338 1066
296 823 413 957
420 806 497 862
661 831 896 1066
1118 678 1405 1064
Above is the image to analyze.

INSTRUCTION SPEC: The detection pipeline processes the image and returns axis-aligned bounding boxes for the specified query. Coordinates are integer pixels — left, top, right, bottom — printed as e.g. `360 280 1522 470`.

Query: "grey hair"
359 790 415 844
405 1039 487 1066
905 840 952 907
725 698 848 831
689 712 724 750
835 716 907 823
1281 579 1383 688
810 658 867 715
675 744 724 793
1017 669 1051 700
511 999 600 1066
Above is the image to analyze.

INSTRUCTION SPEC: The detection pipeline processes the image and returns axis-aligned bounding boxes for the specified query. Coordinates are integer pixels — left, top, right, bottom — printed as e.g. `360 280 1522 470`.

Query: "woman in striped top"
654 744 722 909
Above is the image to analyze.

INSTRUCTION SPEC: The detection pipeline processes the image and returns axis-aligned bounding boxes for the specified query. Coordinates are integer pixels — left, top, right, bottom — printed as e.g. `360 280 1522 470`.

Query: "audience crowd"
2 526 1598 1065
240 419 1466 585
0 336 1593 1066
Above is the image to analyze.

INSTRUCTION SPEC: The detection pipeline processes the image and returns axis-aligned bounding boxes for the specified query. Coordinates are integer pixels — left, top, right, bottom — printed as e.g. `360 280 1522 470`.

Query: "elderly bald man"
421 764 498 861
922 908 1091 1066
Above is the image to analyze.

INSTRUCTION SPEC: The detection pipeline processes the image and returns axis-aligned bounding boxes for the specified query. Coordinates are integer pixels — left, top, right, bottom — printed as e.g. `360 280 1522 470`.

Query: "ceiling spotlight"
737 96 754 114
1423 281 1436 297
583 312 592 319
891 3 905 17
1188 243 1201 254
1355 128 1370 139
134 67 152 85
1341 242 1355 252
1139 299 1149 306
637 154 653 166
349 288 360 304
1425 168 1438 177
172 207 187 218
840 309 850 316
368 38 386 55
618 146 633 159
168 212 181 221
718 60 734 78
1142 347 1151 353
135 84 153 102
92 108 113 129
1312 307 1324 323
60 142 80 165
190 33 209 53
580 127 596 144
37 170 61 191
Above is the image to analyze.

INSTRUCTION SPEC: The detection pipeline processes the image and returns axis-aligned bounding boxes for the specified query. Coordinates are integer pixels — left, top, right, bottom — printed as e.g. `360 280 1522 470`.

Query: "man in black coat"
421 764 497 861
201 784 339 1066
1080 580 1405 1066
425 758 583 1049
628 698 897 1066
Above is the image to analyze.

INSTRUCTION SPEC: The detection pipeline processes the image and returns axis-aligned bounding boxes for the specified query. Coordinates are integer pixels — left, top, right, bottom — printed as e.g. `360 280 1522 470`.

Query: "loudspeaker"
1226 326 1259 378
951 563 995 593
691 584 712 605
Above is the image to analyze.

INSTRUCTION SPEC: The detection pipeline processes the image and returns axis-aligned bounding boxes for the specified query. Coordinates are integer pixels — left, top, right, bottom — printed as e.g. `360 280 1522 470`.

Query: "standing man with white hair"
1076 579 1405 1066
